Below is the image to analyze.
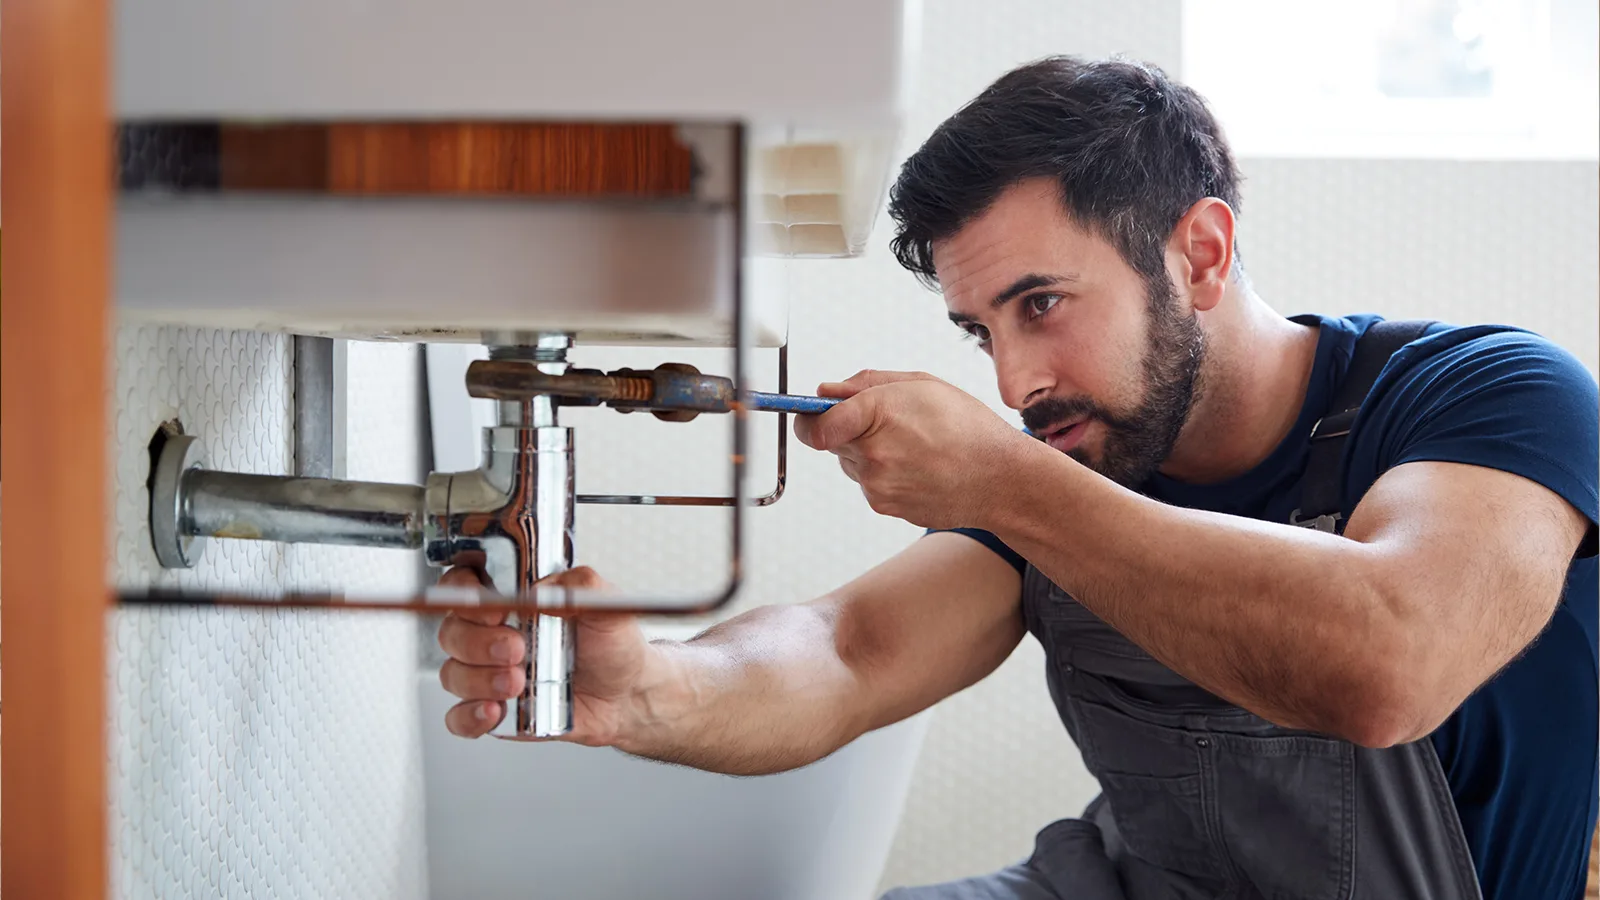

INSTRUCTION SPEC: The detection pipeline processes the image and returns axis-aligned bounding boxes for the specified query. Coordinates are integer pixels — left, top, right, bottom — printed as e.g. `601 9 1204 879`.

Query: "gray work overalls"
885 320 1483 899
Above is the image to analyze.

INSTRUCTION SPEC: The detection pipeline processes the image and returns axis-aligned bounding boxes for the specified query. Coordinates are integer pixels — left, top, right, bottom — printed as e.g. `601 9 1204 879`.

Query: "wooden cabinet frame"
1 0 112 896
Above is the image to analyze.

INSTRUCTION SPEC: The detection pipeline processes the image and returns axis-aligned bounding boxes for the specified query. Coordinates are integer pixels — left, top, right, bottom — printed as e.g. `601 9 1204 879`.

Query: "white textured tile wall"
108 328 428 899
1238 158 1598 371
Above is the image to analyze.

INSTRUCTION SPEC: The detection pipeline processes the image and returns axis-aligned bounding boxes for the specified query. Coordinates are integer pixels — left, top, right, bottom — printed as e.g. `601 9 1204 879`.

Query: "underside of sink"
116 196 791 347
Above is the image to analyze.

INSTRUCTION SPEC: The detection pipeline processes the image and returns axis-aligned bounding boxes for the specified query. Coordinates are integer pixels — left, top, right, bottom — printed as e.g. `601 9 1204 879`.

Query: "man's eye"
962 324 991 344
1028 294 1062 318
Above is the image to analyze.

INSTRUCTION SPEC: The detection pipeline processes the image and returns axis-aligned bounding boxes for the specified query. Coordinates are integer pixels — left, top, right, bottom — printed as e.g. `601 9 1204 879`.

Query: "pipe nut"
149 433 209 569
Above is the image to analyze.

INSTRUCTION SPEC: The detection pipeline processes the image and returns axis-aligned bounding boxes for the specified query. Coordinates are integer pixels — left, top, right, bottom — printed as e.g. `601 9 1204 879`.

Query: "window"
1182 0 1598 159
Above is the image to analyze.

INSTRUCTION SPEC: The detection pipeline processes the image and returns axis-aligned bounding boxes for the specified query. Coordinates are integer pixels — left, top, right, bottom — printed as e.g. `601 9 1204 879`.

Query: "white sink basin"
416 660 928 900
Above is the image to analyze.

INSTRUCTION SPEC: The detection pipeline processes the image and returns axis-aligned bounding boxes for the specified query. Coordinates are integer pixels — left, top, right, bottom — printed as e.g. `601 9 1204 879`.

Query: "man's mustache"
1022 396 1102 434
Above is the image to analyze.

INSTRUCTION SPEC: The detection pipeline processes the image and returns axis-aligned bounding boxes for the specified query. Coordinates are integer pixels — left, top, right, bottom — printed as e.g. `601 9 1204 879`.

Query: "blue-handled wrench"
745 392 841 414
467 359 845 417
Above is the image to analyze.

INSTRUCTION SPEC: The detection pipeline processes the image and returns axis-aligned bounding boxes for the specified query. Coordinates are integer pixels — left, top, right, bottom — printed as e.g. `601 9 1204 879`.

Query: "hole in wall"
145 419 185 497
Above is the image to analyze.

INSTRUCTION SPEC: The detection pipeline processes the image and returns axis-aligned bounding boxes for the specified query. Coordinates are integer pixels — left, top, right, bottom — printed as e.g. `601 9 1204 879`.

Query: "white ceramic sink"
416 643 928 900
112 0 920 348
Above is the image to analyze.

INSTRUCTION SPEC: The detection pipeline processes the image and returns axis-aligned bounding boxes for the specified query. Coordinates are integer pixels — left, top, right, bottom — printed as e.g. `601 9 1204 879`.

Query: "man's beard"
1020 278 1205 488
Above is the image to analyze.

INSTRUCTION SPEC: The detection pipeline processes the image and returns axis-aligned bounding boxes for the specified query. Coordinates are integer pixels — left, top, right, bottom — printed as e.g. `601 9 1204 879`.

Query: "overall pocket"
1096 770 1227 882
1073 692 1355 898
1208 731 1354 900
1074 699 1231 885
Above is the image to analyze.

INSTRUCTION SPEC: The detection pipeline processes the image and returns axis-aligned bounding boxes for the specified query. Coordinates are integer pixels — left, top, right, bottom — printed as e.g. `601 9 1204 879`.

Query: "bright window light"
1181 0 1598 159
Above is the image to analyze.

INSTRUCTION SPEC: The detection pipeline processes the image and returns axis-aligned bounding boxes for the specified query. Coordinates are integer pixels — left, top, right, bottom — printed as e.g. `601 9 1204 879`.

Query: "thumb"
536 565 610 591
571 610 642 639
817 369 937 399
795 394 875 453
532 566 616 616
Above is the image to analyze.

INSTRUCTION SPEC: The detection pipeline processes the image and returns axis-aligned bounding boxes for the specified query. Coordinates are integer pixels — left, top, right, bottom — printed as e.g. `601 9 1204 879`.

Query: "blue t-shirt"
943 314 1599 899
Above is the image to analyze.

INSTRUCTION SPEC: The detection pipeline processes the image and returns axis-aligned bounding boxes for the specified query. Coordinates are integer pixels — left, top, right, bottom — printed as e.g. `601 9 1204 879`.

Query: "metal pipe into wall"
148 432 430 570
183 469 426 549
293 334 345 480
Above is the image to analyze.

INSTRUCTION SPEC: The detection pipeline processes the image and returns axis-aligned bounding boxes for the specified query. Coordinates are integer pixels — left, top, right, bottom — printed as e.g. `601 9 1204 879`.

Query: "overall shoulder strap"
1292 318 1437 533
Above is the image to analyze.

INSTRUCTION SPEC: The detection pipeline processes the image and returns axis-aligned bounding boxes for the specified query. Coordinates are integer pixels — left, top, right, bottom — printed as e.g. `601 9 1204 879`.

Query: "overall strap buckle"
1292 409 1361 534
1287 317 1436 536
1289 509 1344 533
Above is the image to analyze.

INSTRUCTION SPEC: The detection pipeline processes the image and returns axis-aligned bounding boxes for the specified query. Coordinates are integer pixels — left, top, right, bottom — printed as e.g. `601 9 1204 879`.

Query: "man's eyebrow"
992 272 1075 309
948 272 1078 326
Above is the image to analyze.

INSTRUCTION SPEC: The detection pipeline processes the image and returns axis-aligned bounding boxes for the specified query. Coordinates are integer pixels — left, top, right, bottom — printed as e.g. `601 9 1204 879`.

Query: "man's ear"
1167 197 1236 313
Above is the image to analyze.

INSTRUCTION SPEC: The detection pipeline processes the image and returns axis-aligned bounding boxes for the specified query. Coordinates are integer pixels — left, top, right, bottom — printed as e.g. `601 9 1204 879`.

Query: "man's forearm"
982 438 1399 741
612 602 869 775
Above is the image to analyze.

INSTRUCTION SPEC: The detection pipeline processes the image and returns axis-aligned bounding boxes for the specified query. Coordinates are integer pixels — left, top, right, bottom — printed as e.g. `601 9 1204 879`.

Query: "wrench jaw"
637 363 727 423
465 359 740 422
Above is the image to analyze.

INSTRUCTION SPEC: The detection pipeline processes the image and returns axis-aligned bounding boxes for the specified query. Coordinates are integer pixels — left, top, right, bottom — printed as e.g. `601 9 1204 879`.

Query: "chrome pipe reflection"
428 426 576 738
525 425 576 738
474 334 575 738
184 469 426 549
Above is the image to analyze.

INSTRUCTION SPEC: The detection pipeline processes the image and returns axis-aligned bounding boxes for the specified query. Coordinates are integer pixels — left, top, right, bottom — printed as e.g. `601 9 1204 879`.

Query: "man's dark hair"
888 55 1242 293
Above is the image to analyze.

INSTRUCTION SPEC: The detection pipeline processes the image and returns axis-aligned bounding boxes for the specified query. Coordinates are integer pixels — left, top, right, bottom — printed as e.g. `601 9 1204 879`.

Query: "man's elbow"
1306 578 1460 749
1325 703 1421 750
1316 663 1445 749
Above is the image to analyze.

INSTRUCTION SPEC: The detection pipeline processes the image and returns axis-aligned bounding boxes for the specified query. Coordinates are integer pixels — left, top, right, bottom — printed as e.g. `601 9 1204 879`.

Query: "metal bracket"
574 342 793 508
124 122 752 615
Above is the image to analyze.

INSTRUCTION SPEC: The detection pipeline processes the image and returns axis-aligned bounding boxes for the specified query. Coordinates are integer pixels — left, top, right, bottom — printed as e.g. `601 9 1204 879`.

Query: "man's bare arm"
615 532 1024 774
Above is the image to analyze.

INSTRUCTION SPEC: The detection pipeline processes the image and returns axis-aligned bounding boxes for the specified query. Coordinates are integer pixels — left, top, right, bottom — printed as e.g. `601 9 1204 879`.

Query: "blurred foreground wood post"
1 0 113 896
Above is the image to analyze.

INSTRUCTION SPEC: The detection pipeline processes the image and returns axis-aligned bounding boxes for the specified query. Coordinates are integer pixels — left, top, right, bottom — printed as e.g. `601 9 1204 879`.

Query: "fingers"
439 653 524 739
817 369 938 398
816 380 866 400
796 394 875 453
438 566 486 588
445 699 504 738
440 657 525 701
438 611 524 664
438 564 618 742
438 565 612 659
435 567 507 626
801 370 940 452
793 412 820 448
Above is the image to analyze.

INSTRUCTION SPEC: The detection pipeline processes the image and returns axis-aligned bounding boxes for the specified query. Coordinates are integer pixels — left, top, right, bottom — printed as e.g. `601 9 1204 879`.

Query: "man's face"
934 178 1205 488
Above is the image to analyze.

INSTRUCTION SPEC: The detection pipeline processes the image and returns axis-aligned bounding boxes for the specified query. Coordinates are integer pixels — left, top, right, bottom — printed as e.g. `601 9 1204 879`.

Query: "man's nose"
993 343 1055 411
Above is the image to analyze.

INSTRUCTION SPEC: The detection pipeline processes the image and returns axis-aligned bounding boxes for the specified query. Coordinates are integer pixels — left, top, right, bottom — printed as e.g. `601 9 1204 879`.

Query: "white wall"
108 330 430 899
1242 158 1597 367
